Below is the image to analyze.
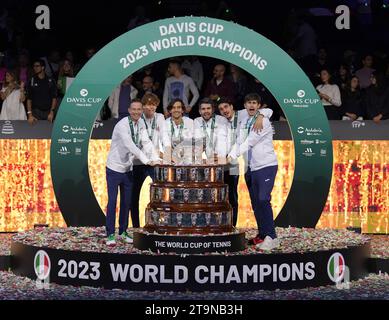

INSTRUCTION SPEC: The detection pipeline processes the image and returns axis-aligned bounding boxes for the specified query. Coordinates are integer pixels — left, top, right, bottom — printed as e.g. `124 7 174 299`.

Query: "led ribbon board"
50 17 333 227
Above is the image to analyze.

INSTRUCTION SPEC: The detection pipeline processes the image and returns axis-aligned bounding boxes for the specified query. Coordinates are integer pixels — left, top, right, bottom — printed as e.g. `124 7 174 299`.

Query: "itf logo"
327 252 346 282
34 250 51 281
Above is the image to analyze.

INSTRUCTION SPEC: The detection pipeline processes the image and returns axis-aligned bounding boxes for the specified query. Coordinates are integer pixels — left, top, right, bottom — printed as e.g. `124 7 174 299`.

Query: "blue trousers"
106 167 134 236
244 165 278 239
130 165 155 228
224 171 239 227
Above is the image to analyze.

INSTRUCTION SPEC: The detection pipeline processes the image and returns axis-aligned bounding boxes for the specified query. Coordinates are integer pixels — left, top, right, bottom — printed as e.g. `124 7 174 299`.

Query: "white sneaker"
257 236 280 251
106 234 116 246
120 231 133 244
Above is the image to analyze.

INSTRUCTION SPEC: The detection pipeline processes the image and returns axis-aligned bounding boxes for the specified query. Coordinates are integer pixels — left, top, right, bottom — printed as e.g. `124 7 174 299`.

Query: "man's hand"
345 112 357 121
373 114 383 123
252 114 264 132
185 106 192 114
149 160 161 166
47 111 55 123
218 156 227 165
27 114 38 125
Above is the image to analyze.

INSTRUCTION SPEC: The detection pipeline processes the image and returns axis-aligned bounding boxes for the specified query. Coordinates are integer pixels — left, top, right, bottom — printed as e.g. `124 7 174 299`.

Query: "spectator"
15 52 32 86
57 59 74 97
162 60 199 117
309 48 331 86
134 63 162 94
40 49 60 79
26 59 57 124
0 69 26 120
127 5 150 30
108 75 138 120
334 64 351 93
341 76 364 121
228 64 248 108
204 64 236 105
137 76 163 113
316 69 342 120
65 50 81 74
182 56 204 91
364 72 389 123
289 12 318 63
343 50 357 75
80 46 96 68
385 61 389 85
0 52 6 90
355 54 375 89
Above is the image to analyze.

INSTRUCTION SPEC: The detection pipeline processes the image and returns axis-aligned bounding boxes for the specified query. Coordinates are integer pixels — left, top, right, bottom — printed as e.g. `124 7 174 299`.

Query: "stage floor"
1 229 389 299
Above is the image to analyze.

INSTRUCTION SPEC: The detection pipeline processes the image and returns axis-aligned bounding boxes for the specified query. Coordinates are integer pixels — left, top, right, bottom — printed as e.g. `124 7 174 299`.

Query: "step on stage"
10 226 372 292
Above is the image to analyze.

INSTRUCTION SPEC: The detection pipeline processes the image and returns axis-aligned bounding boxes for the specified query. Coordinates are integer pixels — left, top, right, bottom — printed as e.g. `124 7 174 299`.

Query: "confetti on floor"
9 227 371 256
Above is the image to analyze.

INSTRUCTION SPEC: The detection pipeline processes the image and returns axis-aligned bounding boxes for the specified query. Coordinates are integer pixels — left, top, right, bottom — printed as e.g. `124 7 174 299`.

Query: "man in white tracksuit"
105 98 159 245
218 96 273 227
193 97 228 164
130 93 170 228
228 93 279 250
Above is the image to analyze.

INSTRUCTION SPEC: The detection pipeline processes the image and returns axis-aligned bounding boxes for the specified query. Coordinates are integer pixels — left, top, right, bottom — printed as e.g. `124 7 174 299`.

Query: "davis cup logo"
327 252 345 282
297 90 305 98
34 250 51 280
80 89 88 97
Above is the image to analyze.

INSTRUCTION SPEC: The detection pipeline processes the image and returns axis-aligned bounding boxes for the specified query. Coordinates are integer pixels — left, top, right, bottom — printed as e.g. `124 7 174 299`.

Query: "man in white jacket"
164 98 194 164
193 97 227 164
228 93 279 250
130 93 169 228
218 96 273 227
106 99 159 245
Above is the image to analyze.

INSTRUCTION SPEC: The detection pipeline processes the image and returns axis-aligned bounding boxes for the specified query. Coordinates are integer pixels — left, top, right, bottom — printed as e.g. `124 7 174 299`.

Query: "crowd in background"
1 1 389 123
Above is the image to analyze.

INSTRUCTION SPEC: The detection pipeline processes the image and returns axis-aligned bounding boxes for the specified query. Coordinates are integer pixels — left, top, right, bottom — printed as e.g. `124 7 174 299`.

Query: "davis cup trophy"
133 143 246 254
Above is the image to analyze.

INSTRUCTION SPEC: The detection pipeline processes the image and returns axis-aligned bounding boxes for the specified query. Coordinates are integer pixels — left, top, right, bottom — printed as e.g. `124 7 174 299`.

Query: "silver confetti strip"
152 211 159 225
176 213 183 226
198 189 204 202
190 168 197 181
204 168 210 181
191 213 197 226
169 189 175 201
205 213 211 226
211 188 217 202
183 189 190 202
215 212 222 225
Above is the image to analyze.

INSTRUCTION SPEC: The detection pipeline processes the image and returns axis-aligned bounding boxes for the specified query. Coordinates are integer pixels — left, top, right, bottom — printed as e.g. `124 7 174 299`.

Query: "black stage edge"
11 241 371 292
133 231 246 254
367 257 389 274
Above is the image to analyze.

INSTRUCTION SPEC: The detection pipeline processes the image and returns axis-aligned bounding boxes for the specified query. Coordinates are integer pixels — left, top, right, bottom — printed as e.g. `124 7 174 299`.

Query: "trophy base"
133 229 246 254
